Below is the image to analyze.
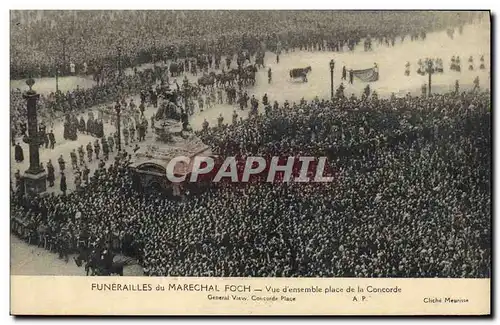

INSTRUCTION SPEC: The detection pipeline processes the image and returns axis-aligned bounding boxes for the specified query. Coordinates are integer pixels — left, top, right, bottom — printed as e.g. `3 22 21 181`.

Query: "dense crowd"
10 66 163 138
11 88 491 278
10 10 479 79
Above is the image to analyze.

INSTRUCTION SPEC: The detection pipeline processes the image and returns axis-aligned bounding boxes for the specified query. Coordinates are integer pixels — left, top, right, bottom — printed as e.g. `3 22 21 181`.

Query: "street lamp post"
152 52 157 83
117 46 122 81
183 77 189 115
56 36 67 75
418 58 436 97
329 59 335 100
62 40 66 73
55 63 59 93
427 59 434 97
152 38 157 68
115 102 122 152
22 78 47 195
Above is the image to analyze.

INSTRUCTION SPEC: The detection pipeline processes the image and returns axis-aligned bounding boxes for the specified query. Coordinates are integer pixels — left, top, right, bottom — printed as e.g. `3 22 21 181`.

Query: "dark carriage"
289 66 312 82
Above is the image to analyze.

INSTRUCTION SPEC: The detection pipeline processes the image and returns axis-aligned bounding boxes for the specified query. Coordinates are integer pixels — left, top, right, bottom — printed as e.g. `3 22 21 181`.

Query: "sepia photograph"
8 8 492 316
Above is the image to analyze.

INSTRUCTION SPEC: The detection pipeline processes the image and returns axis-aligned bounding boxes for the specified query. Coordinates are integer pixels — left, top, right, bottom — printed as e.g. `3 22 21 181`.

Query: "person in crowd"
94 139 101 160
108 134 115 153
43 132 50 149
232 110 238 125
70 149 78 169
86 142 93 162
60 171 67 195
123 127 129 146
14 143 24 163
14 169 21 189
102 139 109 161
48 130 56 149
46 159 55 187
58 154 65 172
78 145 85 165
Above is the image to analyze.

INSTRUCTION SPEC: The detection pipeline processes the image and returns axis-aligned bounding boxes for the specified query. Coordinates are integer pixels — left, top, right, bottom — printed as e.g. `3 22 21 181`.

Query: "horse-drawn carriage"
197 72 216 88
169 61 184 77
242 64 257 86
74 246 126 276
289 66 312 82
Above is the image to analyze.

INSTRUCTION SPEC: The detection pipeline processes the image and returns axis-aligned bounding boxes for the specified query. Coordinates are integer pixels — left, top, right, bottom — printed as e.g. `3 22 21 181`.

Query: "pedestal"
23 171 47 196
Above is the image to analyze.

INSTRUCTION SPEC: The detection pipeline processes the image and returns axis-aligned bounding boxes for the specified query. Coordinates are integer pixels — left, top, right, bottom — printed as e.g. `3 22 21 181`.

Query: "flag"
352 66 379 82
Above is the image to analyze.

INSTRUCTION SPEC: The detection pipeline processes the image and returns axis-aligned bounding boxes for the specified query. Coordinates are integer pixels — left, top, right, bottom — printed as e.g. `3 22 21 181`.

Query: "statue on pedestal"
154 123 174 143
156 100 181 121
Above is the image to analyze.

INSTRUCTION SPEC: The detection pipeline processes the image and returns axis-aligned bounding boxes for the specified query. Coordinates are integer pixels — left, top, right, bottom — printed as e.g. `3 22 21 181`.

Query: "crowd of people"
10 65 161 139
10 11 479 79
11 87 491 278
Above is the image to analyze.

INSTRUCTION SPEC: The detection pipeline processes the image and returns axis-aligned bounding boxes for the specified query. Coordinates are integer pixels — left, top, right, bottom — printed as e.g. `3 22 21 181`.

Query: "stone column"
22 78 47 195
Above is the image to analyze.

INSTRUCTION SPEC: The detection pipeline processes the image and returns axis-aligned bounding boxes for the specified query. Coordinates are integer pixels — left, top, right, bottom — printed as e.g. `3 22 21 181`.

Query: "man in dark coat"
140 90 146 104
82 165 90 184
217 113 224 127
63 121 70 140
342 66 347 80
47 160 55 187
14 143 24 163
11 128 16 146
138 124 146 142
349 69 354 84
14 169 21 189
78 145 85 165
232 110 238 124
94 139 101 159
60 172 67 195
43 132 50 149
58 155 66 172
96 120 104 138
79 117 86 133
151 91 158 109
107 135 114 152
86 118 94 136
102 139 109 161
86 142 93 162
262 94 269 106
48 130 56 149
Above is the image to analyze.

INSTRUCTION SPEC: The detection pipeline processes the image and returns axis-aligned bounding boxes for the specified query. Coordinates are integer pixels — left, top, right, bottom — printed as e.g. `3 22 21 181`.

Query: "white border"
2 2 497 323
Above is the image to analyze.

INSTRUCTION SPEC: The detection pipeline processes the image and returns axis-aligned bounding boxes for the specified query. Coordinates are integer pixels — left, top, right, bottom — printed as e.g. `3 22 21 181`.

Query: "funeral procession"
10 11 490 279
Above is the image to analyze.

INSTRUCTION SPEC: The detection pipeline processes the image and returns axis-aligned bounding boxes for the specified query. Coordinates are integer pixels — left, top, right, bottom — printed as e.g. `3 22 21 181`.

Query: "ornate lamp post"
115 102 122 152
22 78 47 195
329 59 335 100
418 58 436 97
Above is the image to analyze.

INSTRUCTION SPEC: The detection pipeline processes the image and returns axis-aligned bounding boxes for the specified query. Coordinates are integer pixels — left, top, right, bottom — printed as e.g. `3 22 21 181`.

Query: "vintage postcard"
9 10 491 316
